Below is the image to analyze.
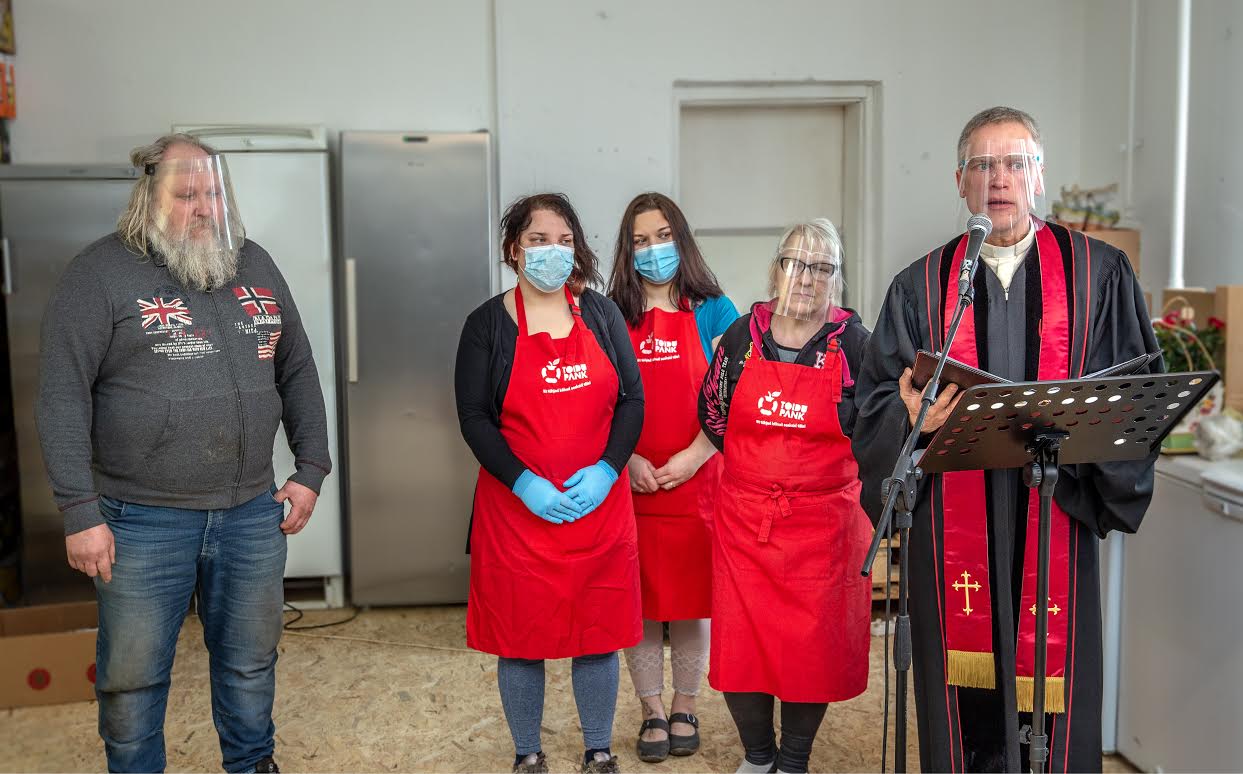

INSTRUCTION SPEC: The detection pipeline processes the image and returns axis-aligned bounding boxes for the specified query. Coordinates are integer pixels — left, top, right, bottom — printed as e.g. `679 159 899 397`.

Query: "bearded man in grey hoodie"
36 133 331 774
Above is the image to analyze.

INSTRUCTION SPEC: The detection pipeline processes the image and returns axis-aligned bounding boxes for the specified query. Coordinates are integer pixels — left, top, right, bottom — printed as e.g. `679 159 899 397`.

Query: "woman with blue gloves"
455 193 644 774
606 193 738 764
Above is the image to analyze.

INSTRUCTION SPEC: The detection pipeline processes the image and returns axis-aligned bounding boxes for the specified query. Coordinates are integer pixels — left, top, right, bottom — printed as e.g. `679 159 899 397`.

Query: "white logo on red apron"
540 358 591 394
637 332 680 362
755 390 810 428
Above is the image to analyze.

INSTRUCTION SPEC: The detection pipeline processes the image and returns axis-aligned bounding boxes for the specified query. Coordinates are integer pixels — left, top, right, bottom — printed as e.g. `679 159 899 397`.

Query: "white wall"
496 0 1094 321
10 0 494 161
1183 0 1243 290
1121 0 1243 300
1078 1 1134 220
22 0 1220 320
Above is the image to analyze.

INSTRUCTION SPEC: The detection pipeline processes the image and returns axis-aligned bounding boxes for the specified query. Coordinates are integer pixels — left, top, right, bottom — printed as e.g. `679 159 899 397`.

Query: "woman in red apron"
606 193 739 763
697 219 872 774
455 194 644 774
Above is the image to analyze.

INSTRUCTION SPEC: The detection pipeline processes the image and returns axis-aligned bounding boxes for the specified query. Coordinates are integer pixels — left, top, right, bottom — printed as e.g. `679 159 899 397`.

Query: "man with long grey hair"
117 133 248 292
853 106 1159 772
36 133 331 773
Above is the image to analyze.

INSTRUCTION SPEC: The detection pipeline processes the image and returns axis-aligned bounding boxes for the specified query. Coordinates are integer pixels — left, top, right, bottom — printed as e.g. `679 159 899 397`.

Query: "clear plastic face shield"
770 221 843 323
146 152 244 260
956 135 1046 243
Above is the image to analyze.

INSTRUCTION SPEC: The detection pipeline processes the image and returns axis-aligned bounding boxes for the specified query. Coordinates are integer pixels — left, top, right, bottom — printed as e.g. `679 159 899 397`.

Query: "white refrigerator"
1117 454 1243 771
175 125 344 606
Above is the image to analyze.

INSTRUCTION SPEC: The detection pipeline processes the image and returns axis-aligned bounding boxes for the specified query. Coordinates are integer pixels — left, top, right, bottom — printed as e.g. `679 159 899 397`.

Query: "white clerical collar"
979 225 1035 297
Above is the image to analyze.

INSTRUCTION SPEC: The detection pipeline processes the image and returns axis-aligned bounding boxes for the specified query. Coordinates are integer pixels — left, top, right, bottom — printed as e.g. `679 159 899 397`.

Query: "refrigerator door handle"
1 237 12 295
345 257 358 383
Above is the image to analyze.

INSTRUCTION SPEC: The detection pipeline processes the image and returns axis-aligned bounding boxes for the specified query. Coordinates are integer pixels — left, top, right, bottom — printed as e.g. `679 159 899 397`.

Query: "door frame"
672 80 882 322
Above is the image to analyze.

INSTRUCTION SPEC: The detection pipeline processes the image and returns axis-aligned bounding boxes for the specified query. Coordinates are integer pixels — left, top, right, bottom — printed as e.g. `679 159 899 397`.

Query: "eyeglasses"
960 153 1041 178
779 256 836 280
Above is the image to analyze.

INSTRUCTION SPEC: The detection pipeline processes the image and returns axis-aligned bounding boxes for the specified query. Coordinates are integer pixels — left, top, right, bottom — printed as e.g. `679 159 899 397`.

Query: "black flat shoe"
668 712 700 756
636 717 671 762
513 752 549 773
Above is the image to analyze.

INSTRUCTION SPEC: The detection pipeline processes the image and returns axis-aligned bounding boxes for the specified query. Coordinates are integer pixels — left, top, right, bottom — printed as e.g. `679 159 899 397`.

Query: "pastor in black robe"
852 221 1160 773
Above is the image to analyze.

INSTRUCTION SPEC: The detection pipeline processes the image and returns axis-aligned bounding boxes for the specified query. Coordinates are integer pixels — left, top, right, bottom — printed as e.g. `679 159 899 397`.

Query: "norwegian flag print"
137 297 193 329
232 286 281 316
258 330 282 360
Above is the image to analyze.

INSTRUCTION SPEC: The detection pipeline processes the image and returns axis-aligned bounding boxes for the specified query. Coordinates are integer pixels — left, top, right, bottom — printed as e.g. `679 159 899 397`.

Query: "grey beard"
149 225 240 293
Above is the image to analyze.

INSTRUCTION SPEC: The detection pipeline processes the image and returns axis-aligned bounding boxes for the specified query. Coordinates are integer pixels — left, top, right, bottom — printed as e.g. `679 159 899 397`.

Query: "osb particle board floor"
0 606 1136 773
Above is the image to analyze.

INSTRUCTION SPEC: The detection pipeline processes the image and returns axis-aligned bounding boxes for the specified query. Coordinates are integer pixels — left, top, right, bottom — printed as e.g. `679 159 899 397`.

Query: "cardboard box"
1217 284 1243 412
1162 288 1218 328
1053 222 1142 278
0 601 98 709
1087 227 1141 279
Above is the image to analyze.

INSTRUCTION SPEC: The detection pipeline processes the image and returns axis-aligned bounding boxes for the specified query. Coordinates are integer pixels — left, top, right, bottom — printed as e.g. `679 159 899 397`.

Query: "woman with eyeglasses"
606 193 738 764
698 219 872 774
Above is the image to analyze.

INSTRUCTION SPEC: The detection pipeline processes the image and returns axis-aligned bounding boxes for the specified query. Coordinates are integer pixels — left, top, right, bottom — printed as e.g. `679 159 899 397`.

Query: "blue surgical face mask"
521 244 575 293
634 241 681 284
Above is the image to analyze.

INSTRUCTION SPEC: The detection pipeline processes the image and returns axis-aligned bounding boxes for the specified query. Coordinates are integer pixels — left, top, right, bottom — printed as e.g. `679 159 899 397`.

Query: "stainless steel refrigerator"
340 131 495 605
0 165 140 601
174 124 345 607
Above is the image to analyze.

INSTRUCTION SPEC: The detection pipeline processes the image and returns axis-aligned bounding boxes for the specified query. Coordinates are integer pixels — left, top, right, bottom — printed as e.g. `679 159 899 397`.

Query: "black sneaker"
253 757 280 774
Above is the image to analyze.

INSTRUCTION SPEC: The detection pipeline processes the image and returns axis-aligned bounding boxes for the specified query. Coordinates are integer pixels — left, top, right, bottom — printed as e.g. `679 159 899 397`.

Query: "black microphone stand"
860 251 983 773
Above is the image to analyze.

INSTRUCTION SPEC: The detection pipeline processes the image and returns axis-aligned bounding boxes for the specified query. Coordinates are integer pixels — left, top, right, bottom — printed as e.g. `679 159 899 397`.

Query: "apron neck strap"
514 284 581 337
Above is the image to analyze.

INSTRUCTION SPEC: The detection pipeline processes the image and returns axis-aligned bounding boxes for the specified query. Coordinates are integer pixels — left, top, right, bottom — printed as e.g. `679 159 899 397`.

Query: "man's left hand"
274 480 318 535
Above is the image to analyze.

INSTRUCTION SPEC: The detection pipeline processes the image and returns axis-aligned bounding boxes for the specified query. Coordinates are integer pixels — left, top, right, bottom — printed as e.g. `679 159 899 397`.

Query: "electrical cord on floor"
278 603 479 654
283 601 360 631
280 629 480 654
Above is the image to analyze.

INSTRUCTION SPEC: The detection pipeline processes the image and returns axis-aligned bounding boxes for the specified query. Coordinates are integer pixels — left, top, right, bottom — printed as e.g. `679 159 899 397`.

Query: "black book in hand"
910 350 1161 393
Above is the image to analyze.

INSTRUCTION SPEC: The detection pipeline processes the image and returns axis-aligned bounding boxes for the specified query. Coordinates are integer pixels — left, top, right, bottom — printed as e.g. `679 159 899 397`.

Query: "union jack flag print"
232 286 281 316
258 330 282 360
137 297 193 329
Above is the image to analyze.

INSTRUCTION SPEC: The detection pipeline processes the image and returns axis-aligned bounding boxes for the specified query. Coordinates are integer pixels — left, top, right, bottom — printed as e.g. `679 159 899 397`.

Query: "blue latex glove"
562 461 619 517
512 470 582 524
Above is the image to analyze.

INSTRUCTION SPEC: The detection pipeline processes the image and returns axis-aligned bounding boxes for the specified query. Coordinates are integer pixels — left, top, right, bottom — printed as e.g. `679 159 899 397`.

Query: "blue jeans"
95 488 287 773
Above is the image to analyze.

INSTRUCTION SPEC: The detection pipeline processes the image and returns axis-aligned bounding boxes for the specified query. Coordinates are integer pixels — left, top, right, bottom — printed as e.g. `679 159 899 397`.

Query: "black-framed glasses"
779 256 836 279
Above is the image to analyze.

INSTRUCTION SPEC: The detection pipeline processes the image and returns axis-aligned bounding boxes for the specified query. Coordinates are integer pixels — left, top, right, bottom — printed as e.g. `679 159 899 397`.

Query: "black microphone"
958 213 994 296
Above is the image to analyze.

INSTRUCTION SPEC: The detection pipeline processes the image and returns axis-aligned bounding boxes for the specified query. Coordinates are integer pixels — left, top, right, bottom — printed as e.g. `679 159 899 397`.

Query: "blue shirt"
693 295 740 361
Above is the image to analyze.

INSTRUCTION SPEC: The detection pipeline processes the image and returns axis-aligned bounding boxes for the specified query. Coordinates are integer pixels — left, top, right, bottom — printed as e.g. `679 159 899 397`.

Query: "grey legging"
497 652 619 756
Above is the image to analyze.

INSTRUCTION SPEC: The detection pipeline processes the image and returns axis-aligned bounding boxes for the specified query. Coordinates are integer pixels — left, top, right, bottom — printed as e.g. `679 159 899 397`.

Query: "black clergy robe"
852 221 1161 773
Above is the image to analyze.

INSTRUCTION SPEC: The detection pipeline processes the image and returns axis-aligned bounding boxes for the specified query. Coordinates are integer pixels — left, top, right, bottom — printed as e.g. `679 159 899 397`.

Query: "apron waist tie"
729 476 849 544
757 486 793 543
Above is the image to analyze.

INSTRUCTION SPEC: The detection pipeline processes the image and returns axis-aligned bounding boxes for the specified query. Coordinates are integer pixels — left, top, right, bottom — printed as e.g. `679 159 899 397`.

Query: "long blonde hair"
116 133 244 255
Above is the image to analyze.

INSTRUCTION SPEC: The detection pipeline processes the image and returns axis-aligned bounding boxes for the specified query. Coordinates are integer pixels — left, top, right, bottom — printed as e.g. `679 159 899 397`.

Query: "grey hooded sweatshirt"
36 233 331 534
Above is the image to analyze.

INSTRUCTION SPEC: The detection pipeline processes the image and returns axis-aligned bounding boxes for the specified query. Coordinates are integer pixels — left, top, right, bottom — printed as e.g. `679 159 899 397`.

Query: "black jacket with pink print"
36 233 331 535
697 301 869 452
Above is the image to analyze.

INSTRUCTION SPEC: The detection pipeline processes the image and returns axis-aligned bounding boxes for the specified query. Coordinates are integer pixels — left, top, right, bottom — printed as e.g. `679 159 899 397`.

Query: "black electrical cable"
282 601 359 631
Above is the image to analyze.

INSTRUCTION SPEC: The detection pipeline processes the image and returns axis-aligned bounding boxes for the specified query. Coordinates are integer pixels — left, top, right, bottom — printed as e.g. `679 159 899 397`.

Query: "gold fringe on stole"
1015 675 1066 714
947 650 996 689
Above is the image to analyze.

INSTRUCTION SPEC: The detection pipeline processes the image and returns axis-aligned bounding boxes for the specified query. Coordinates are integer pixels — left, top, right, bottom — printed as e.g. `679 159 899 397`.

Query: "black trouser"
723 692 828 773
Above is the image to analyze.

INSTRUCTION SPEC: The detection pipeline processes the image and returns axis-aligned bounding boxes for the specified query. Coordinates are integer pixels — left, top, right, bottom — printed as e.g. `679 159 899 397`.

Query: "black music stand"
919 370 1220 772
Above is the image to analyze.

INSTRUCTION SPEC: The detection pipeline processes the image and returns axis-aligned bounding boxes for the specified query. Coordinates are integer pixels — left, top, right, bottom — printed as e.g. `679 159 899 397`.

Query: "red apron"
708 339 871 703
628 308 720 621
466 286 642 660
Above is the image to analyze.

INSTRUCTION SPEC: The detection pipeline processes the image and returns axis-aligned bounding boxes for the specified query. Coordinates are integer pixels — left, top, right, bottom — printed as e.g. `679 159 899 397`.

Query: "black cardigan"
454 288 645 488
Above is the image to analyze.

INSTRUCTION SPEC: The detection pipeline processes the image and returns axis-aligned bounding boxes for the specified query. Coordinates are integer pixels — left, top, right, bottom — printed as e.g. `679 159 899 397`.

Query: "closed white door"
680 103 849 314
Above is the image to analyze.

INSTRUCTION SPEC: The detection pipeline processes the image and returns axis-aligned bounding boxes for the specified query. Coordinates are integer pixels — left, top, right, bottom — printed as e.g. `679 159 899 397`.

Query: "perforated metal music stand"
919 370 1219 772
